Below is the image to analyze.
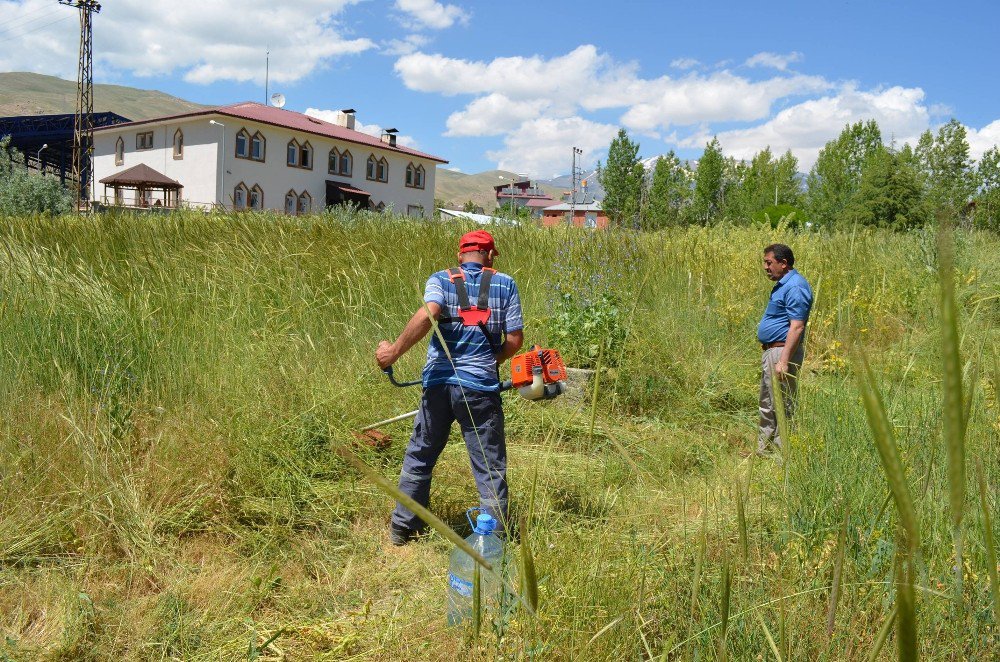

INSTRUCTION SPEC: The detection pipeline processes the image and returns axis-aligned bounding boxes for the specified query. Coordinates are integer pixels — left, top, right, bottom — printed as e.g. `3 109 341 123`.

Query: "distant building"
494 178 555 219
541 200 609 229
91 102 447 215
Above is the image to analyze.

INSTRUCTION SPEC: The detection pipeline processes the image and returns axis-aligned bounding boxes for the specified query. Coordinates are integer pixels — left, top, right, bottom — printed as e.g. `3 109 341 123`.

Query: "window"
173 129 183 159
405 163 425 189
375 201 386 212
340 150 352 177
115 137 124 166
250 185 263 210
328 148 340 175
235 129 250 159
233 183 249 210
585 212 598 229
407 204 424 218
287 139 299 167
251 132 265 161
366 154 377 181
285 190 297 215
297 191 312 214
136 131 153 150
377 157 388 183
300 141 313 170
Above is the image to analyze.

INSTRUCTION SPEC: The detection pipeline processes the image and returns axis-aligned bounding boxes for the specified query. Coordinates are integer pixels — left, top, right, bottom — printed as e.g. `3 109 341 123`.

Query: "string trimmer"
356 345 568 446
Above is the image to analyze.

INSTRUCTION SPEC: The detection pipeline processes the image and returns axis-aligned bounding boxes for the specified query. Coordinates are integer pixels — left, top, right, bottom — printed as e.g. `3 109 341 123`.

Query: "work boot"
389 523 425 546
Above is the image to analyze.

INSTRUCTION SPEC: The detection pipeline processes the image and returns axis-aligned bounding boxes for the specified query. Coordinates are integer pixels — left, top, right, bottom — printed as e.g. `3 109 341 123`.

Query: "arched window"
414 165 425 189
328 147 340 174
366 154 378 181
233 182 249 210
377 157 388 182
300 141 313 170
173 129 183 159
249 185 263 210
115 137 124 166
235 129 250 158
297 191 312 214
405 163 415 187
340 149 352 176
251 132 265 161
285 190 297 215
287 139 300 167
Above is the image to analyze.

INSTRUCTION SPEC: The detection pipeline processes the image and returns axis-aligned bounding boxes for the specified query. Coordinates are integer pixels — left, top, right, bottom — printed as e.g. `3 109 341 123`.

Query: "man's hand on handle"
376 341 397 370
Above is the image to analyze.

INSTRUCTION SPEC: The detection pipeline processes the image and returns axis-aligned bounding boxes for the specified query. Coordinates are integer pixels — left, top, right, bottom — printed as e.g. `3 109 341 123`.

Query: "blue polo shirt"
757 269 813 344
422 262 524 391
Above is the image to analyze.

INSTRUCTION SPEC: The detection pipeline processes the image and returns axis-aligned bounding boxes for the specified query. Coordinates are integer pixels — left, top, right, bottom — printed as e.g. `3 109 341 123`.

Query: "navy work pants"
391 384 507 532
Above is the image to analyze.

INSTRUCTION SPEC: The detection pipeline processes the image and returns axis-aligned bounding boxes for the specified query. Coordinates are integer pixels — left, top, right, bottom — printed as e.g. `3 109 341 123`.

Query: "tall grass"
0 211 998 659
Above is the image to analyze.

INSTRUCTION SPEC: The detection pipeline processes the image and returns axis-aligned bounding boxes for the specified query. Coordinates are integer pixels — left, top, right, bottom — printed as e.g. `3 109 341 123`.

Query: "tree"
598 128 644 227
805 120 882 227
644 151 691 228
974 146 1000 231
0 136 72 216
918 119 976 221
847 144 927 230
693 137 725 223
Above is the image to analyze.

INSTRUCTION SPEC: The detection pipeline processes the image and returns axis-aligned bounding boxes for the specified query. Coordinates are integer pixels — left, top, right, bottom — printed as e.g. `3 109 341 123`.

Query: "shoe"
389 523 425 546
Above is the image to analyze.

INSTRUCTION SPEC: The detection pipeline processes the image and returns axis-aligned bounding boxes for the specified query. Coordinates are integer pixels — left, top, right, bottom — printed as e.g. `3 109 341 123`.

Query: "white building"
91 102 447 217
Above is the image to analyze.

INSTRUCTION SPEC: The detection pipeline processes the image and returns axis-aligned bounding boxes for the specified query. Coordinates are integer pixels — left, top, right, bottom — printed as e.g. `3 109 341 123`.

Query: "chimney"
381 128 398 147
336 108 356 130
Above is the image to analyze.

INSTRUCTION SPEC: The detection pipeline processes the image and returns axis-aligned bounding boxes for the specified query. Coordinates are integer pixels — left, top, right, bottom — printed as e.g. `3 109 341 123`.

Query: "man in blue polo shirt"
757 243 813 455
376 230 524 545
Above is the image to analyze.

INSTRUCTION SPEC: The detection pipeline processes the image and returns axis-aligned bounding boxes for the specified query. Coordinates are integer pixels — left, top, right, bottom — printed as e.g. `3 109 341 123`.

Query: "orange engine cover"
509 346 567 389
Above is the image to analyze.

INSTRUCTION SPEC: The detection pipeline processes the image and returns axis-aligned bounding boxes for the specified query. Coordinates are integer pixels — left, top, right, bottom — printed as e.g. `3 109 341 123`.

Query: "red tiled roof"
99 163 183 188
327 180 370 196
94 101 447 163
526 197 555 207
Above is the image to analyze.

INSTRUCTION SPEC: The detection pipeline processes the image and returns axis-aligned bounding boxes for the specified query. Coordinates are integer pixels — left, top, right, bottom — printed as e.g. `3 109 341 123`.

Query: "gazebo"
98 163 183 209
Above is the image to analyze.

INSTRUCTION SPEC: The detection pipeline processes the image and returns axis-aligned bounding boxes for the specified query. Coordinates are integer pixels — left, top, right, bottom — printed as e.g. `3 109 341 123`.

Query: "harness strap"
446 267 471 311
477 268 494 310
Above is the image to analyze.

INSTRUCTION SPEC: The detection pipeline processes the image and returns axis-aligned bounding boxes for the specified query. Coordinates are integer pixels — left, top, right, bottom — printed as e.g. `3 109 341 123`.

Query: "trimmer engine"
504 345 567 401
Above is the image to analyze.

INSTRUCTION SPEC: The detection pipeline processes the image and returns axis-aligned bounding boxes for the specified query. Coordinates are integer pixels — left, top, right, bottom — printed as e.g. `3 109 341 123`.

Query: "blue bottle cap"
473 513 496 535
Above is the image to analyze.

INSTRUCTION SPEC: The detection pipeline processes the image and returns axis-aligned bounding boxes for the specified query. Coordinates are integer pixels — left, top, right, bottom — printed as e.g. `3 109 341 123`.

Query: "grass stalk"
717 553 732 662
754 610 783 662
866 603 898 662
826 503 850 637
938 227 966 623
518 515 539 616
975 458 1000 622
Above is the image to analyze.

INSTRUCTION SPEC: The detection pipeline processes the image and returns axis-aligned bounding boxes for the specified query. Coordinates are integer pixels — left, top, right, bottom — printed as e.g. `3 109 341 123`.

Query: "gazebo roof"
99 163 183 189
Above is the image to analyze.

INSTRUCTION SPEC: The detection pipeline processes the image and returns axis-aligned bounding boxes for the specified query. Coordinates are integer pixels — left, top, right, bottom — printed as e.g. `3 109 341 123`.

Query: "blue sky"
2 0 998 177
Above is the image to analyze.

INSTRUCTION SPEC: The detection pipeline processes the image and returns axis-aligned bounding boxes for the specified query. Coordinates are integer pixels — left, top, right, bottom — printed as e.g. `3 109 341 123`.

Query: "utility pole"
570 147 582 226
60 0 101 211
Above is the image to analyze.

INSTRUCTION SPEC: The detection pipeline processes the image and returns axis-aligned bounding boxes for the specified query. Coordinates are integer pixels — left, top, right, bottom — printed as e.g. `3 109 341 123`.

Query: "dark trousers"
391 384 507 532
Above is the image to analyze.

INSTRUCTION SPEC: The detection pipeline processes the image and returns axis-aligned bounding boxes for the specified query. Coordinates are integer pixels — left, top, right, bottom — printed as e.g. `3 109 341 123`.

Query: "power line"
0 3 60 31
0 13 72 40
0 9 66 37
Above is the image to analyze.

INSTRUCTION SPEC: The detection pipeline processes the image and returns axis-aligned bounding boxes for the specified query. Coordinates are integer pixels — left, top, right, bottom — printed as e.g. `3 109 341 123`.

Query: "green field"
0 212 998 660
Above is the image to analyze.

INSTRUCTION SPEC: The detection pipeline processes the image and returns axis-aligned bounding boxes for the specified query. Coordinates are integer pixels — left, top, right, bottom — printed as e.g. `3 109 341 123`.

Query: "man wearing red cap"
376 230 524 545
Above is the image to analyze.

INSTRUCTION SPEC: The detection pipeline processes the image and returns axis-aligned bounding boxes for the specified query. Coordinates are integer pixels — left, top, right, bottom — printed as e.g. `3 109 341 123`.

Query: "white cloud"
394 0 469 30
382 34 431 56
304 108 419 148
745 51 803 71
444 93 549 136
486 116 619 178
678 85 932 169
967 120 1000 161
670 58 700 70
0 0 374 84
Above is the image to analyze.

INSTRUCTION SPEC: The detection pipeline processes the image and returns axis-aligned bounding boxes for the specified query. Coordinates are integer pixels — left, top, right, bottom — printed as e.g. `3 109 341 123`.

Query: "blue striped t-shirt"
422 262 524 391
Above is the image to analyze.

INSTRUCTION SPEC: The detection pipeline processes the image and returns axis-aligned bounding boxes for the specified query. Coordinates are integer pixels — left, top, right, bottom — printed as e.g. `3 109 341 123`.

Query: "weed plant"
0 209 998 659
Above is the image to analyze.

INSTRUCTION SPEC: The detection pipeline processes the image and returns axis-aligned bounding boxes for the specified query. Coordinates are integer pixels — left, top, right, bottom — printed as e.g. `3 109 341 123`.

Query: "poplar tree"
974 146 1000 230
598 128 644 227
645 150 691 228
806 120 882 226
693 137 725 223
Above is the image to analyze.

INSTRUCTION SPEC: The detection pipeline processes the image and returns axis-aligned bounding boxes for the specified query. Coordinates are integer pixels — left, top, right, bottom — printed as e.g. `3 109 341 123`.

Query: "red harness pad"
458 307 491 326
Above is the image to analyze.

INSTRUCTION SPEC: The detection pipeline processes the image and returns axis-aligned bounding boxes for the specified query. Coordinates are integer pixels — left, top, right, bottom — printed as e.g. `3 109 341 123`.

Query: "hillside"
0 72 208 120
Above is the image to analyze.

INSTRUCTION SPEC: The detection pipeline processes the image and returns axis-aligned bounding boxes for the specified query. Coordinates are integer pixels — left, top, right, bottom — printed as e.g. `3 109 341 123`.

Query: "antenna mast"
265 47 269 104
60 0 101 211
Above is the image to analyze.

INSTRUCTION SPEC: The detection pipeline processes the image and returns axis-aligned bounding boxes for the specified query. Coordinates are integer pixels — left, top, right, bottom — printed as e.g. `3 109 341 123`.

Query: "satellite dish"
270 93 286 109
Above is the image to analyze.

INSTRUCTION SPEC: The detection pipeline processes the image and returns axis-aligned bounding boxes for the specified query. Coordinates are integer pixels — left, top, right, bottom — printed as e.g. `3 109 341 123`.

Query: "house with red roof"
494 179 555 219
91 102 447 216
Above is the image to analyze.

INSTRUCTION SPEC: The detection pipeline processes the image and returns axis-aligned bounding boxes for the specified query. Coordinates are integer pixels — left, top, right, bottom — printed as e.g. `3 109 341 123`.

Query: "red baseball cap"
458 230 498 255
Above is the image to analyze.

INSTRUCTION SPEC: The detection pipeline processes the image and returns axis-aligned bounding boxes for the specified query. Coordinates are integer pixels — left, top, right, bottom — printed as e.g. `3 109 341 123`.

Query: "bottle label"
448 572 473 598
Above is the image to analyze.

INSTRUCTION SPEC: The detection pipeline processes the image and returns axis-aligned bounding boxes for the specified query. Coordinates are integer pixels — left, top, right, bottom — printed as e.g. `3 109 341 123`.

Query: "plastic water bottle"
447 509 505 626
